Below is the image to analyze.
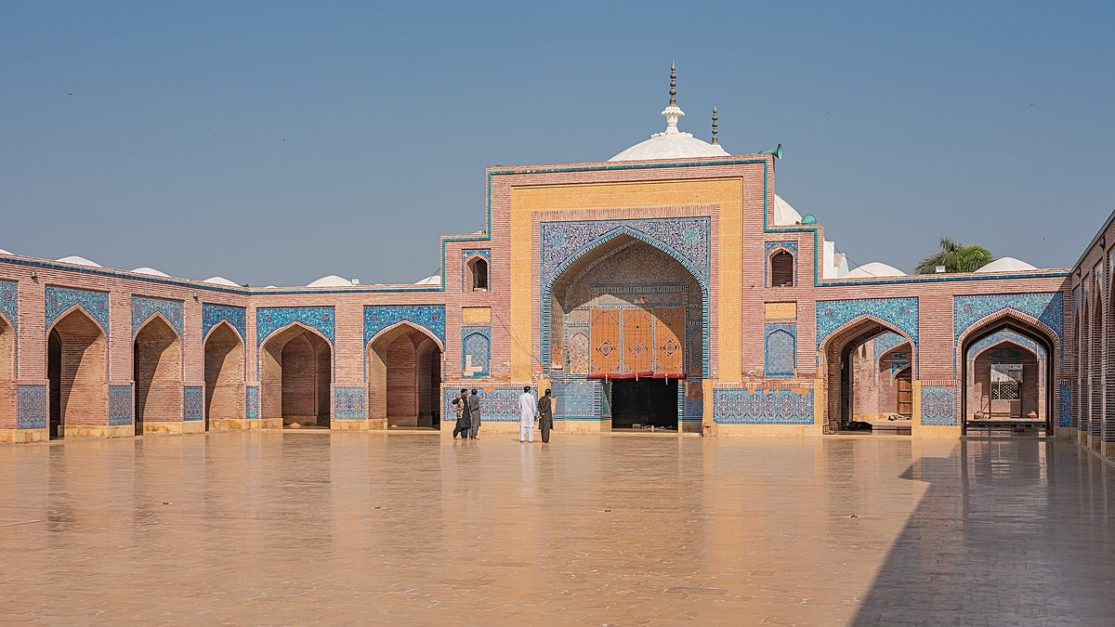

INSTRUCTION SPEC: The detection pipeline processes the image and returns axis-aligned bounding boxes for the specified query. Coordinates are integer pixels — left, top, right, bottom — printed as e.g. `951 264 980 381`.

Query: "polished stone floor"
0 432 1112 625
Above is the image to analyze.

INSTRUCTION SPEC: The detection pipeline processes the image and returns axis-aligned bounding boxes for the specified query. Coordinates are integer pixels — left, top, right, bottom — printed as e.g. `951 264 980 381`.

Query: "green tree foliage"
915 237 993 274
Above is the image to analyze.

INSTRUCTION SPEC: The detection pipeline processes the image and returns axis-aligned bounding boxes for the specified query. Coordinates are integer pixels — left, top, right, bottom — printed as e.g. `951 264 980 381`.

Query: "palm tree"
915 237 993 274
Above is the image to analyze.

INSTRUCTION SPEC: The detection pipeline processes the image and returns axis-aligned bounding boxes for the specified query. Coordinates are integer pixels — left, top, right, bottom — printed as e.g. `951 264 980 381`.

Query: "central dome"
609 64 730 162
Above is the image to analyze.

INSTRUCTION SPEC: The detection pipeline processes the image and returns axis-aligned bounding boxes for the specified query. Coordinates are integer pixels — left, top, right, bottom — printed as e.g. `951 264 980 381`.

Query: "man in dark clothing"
467 389 482 439
537 388 554 443
451 388 471 439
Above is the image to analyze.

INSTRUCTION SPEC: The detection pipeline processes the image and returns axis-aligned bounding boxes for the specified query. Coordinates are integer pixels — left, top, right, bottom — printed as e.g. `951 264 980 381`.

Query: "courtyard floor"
0 432 1113 625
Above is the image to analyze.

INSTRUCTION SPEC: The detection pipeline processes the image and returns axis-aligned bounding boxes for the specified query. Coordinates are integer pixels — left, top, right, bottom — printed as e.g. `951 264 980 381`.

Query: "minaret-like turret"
661 62 684 135
711 106 719 145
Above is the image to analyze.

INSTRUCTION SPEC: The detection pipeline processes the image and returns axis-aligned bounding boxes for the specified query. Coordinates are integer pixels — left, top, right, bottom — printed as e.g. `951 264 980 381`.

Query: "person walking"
451 388 471 439
537 388 554 444
467 389 482 439
518 385 537 443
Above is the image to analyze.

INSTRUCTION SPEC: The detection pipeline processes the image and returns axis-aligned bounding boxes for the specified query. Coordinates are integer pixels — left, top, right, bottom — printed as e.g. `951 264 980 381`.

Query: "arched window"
770 250 794 287
468 257 488 291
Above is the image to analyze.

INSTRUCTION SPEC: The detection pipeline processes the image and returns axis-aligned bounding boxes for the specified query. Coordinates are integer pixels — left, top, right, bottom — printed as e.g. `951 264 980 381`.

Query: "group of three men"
451 386 554 443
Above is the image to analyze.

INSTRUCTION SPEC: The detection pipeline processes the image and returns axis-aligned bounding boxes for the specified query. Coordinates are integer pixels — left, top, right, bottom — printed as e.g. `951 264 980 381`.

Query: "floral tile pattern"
245 386 259 419
764 323 796 377
1059 382 1073 428
873 332 907 359
461 326 491 377
815 297 919 349
713 387 814 425
202 303 246 341
0 280 17 330
17 385 47 429
364 305 445 347
953 293 1063 344
551 379 598 420
334 387 365 419
132 295 184 336
257 306 335 346
109 385 133 426
183 386 204 422
45 285 109 332
920 386 958 426
444 384 526 423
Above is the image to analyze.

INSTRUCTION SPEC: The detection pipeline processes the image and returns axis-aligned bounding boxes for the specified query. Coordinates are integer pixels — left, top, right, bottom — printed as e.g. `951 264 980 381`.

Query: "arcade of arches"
204 322 244 430
133 316 183 435
261 325 332 428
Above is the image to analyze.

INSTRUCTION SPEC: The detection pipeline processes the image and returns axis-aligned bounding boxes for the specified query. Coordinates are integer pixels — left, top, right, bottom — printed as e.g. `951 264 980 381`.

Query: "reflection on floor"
0 434 1111 624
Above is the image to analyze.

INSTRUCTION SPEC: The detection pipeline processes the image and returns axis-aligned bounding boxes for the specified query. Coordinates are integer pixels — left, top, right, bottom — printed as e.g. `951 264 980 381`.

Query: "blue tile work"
444 384 526 423
334 387 365 419
0 280 17 330
764 241 798 255
540 217 710 288
764 323 797 377
815 297 919 349
108 385 133 426
713 387 814 425
461 326 491 377
202 303 246 341
966 329 1045 368
245 386 259 419
920 386 958 426
683 380 704 422
45 285 109 332
552 379 598 420
540 217 712 376
16 385 47 429
873 332 907 359
953 293 1063 344
1058 383 1073 428
132 295 183 337
364 305 446 347
183 386 204 422
257 306 335 346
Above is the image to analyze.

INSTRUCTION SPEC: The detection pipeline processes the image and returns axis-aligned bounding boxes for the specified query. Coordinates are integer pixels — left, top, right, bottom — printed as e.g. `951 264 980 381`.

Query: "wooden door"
590 309 621 376
896 368 912 416
654 307 685 377
623 309 653 375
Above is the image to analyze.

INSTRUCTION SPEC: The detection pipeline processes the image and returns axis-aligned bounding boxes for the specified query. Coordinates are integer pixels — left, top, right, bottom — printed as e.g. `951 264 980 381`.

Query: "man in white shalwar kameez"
518 385 538 443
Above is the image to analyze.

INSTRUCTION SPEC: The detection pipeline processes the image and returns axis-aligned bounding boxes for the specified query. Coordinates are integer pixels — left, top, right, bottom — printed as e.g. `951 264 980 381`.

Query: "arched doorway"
547 234 705 431
133 315 182 435
204 322 244 430
821 318 916 434
0 314 14 426
367 323 443 429
47 308 108 439
261 324 332 428
959 315 1057 435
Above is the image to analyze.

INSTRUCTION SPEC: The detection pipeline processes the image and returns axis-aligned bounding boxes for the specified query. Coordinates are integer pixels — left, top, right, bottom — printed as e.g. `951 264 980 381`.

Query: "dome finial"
661 62 684 134
711 106 719 145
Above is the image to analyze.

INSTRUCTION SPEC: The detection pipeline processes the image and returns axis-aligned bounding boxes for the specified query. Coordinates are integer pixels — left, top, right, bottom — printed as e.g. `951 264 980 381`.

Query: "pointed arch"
0 312 15 429
133 314 182 434
204 320 245 429
465 254 489 291
260 322 333 428
366 321 443 429
768 247 795 288
47 307 108 438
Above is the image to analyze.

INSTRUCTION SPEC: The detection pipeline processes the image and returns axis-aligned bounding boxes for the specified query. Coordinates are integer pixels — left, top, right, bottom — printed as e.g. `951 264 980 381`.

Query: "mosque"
0 66 1110 457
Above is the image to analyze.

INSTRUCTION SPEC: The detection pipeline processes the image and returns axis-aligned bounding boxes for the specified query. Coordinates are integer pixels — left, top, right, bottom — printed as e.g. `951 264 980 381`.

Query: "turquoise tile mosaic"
0 280 16 330
364 305 446 347
45 285 109 332
17 385 46 429
764 323 796 377
334 388 365 419
202 303 246 341
132 295 183 337
920 386 958 426
713 387 814 425
257 306 334 346
108 385 132 426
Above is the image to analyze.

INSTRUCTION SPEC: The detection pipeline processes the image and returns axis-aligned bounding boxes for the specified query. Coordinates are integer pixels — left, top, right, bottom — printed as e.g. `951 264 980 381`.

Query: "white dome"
845 262 907 278
774 195 803 226
414 275 442 285
57 255 101 267
610 132 729 162
306 275 352 288
203 276 240 287
0 249 12 255
976 257 1038 273
131 266 170 277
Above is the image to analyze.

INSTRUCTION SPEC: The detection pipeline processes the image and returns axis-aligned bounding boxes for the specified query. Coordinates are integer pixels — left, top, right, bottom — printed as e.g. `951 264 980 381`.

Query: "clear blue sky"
2 1 1112 285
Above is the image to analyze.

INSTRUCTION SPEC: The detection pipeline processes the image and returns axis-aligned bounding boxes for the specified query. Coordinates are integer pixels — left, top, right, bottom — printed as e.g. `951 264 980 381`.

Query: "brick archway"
48 307 108 438
133 314 182 435
820 315 917 433
204 321 244 430
261 323 332 428
367 322 443 429
0 314 13 429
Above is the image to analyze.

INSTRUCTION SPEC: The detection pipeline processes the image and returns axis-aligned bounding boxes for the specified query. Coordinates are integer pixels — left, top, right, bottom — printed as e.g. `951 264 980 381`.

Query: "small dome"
131 267 170 277
203 276 240 287
976 257 1038 273
774 195 803 226
845 262 907 278
57 255 101 267
306 275 352 288
0 248 12 255
414 275 442 285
